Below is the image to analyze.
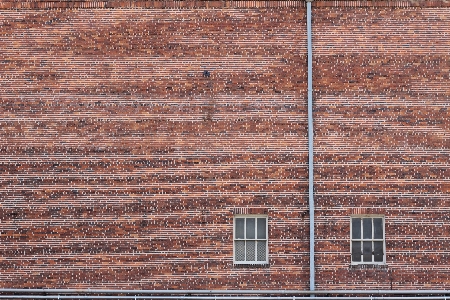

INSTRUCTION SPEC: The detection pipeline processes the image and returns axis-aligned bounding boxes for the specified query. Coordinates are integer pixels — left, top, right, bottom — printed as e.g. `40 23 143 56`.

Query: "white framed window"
234 215 268 265
351 215 385 264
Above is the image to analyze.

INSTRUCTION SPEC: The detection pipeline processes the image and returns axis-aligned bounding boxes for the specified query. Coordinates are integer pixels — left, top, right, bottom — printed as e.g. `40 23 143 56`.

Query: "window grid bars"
351 216 385 265
234 216 268 264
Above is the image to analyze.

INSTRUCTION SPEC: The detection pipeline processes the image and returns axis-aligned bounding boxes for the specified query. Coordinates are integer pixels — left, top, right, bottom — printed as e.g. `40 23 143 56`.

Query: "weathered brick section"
0 4 309 289
314 0 450 8
314 5 450 289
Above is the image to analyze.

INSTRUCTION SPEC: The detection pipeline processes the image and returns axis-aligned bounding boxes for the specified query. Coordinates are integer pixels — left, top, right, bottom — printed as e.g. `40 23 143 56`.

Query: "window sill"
233 263 269 268
349 263 388 270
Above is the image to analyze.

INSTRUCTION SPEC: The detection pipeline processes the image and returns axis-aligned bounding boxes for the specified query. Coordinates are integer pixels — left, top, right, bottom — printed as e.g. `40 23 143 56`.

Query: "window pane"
235 241 245 261
373 218 383 239
257 241 266 262
235 218 245 239
246 241 255 261
246 218 255 239
351 241 361 262
363 218 372 239
352 218 361 239
257 218 266 239
374 241 384 262
363 241 372 262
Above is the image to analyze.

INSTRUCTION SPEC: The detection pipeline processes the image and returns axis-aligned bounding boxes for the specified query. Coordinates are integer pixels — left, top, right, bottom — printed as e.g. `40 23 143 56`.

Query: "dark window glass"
257 218 266 239
352 241 361 262
352 218 361 239
363 241 373 262
374 241 384 262
246 218 255 239
373 218 383 239
235 218 245 239
363 218 372 239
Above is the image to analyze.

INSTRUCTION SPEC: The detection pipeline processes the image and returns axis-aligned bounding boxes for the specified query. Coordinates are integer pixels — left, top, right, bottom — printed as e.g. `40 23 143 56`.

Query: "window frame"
350 215 386 265
233 214 268 265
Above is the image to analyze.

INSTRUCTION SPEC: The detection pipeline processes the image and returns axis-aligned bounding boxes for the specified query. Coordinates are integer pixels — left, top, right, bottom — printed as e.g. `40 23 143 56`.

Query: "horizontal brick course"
0 0 450 9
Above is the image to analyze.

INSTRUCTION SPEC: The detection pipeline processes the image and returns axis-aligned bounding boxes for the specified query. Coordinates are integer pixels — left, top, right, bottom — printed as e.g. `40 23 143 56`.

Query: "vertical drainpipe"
306 0 315 293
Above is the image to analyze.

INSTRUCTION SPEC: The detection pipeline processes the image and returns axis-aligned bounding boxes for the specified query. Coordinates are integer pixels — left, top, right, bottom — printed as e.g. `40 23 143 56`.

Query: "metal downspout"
306 0 315 293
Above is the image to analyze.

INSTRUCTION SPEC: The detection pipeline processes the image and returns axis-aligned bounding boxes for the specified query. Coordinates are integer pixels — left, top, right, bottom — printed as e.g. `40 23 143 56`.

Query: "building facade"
0 0 449 294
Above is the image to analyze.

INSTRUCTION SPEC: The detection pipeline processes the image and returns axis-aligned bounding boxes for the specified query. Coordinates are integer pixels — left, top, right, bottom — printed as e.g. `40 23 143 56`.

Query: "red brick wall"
0 1 310 289
0 0 449 290
313 3 450 290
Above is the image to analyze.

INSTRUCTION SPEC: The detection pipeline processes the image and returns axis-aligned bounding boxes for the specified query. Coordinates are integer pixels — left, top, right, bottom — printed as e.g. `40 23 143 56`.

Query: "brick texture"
313 4 450 290
0 0 449 291
0 2 309 289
